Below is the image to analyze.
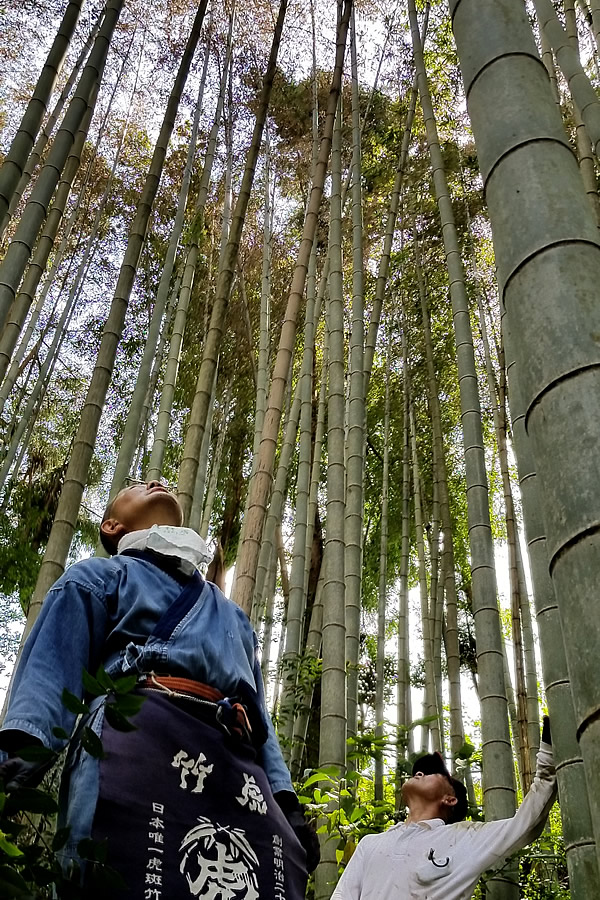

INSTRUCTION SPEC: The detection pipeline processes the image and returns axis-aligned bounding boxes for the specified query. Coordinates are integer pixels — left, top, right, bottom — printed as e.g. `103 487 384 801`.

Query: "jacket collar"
118 525 211 575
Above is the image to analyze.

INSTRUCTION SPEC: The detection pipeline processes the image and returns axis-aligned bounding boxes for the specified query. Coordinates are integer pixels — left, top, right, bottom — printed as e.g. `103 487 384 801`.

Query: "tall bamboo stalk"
106 34 212 506
302 307 328 635
533 0 600 159
1 7 103 237
0 262 81 491
137 277 181 478
232 0 352 616
587 0 600 47
567 0 600 220
450 0 600 875
314 68 350 898
199 385 232 540
0 0 84 239
189 368 218 534
0 23 139 396
0 115 92 396
363 11 428 394
345 6 366 739
0 0 123 332
276 34 323 747
278 265 318 756
476 293 536 791
408 390 440 751
413 231 466 767
176 0 286 522
320 90 346 771
539 24 561 106
251 390 302 621
408 5 516 884
252 128 272 459
259 545 278 680
395 340 411 803
146 9 234 482
290 574 324 780
374 337 391 801
26 0 209 628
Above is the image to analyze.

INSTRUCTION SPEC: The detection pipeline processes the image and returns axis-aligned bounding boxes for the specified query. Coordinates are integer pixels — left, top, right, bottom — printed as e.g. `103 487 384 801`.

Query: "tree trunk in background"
451 0 600 873
564 0 600 222
177 0 286 522
395 345 411 806
0 0 123 332
0 26 141 402
200 386 232 540
106 36 211 508
232 0 352 616
408 389 439 752
374 338 390 802
259 544 278 681
190 369 218 533
409 9 516 887
0 0 84 239
345 5 366 740
278 255 318 757
539 23 560 105
413 233 466 768
146 6 235 482
363 74 419 394
26 0 208 627
251 391 301 621
252 128 272 459
476 293 536 791
533 0 600 161
315 74 349 899
290 574 323 780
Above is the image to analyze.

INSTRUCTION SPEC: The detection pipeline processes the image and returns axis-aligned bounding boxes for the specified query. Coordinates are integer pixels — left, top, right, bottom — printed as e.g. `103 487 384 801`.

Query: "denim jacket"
1 551 293 848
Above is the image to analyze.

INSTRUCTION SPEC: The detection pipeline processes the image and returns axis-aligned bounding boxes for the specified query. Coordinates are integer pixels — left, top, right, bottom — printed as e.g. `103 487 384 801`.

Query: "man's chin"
148 490 184 523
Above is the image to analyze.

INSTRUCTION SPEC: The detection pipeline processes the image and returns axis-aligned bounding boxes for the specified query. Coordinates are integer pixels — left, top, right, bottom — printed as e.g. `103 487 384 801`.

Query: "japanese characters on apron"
88 689 307 899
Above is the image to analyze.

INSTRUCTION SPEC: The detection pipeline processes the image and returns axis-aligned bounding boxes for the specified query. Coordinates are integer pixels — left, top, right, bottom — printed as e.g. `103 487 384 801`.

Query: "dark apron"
85 550 306 899
88 690 307 899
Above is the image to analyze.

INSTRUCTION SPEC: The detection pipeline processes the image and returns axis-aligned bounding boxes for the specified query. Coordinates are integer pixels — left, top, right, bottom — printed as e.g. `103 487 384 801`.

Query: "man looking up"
0 481 318 898
331 722 556 900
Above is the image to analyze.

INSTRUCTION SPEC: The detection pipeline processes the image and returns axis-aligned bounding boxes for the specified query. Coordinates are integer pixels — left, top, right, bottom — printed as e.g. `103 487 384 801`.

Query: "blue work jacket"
1 551 293 852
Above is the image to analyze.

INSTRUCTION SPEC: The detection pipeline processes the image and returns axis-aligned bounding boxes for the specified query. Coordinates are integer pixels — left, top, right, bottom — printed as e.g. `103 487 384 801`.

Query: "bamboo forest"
3 0 600 897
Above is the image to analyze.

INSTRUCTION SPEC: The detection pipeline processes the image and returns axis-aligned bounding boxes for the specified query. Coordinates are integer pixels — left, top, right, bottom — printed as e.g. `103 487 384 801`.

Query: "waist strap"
140 674 224 702
138 673 252 743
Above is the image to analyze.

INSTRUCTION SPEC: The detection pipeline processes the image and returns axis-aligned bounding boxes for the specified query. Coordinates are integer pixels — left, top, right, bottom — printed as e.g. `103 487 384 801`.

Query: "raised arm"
472 741 557 872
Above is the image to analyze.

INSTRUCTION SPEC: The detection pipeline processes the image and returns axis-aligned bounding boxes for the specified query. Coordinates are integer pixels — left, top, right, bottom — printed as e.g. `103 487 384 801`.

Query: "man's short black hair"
100 497 118 556
412 752 469 824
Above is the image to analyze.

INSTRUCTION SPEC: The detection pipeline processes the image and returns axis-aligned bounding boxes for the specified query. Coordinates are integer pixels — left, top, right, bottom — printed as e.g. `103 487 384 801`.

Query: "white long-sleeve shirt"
331 743 556 900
